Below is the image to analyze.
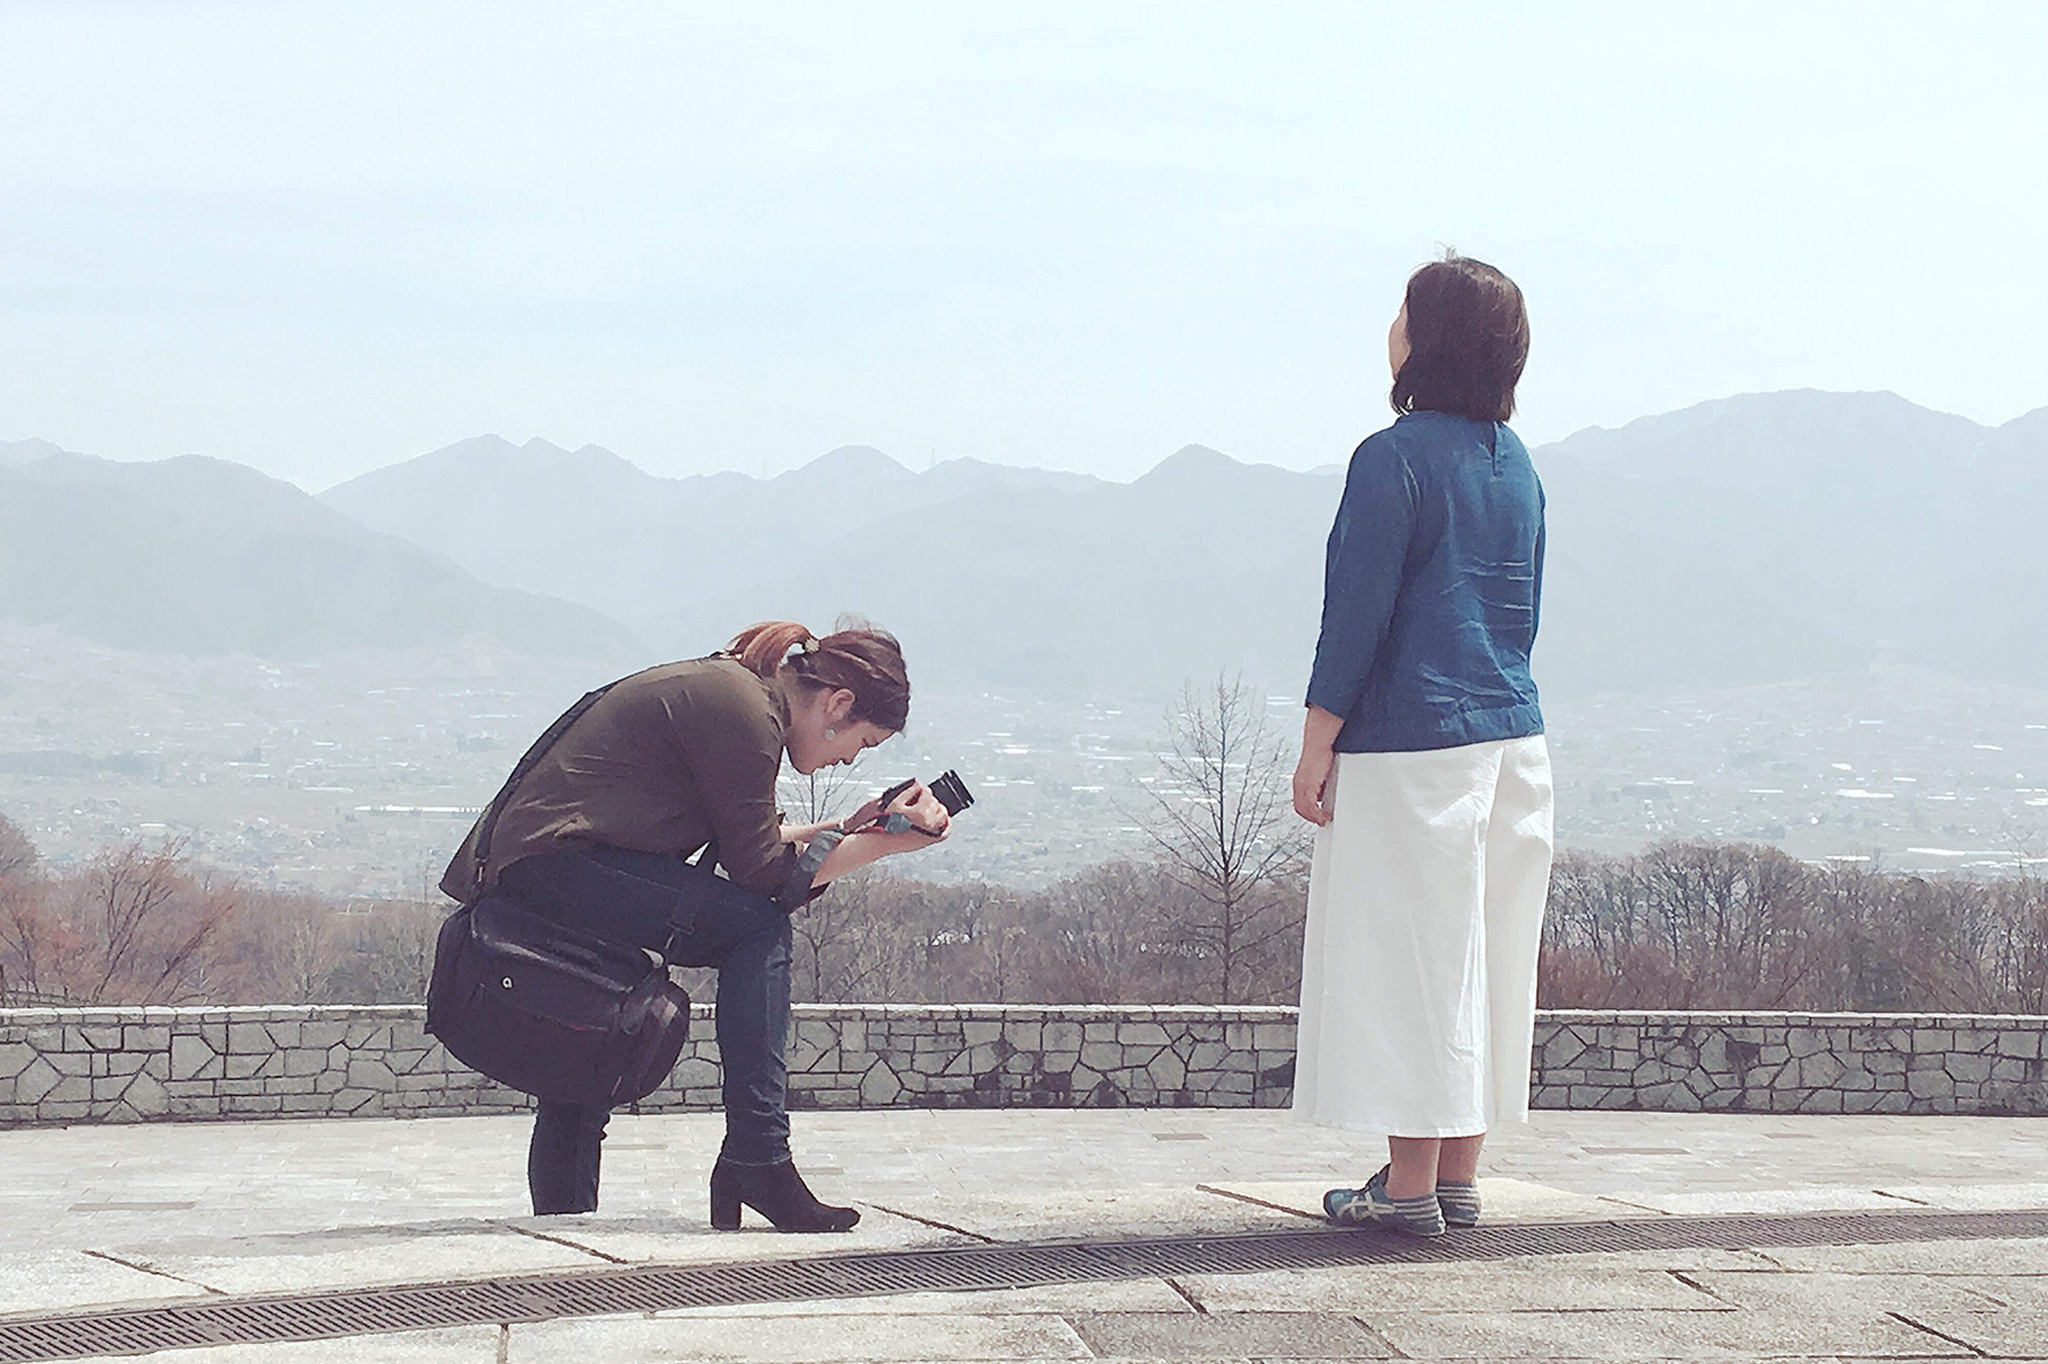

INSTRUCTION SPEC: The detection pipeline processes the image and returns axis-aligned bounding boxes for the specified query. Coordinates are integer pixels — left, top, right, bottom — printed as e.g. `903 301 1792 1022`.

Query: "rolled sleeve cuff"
776 829 843 909
1304 674 1363 722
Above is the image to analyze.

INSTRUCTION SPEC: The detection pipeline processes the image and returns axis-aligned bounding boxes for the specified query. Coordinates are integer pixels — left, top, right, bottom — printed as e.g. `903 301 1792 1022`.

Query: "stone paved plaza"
3 1108 2048 1360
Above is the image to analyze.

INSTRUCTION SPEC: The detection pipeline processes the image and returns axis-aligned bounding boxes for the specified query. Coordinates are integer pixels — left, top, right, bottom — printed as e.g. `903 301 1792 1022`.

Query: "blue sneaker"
1323 1166 1446 1237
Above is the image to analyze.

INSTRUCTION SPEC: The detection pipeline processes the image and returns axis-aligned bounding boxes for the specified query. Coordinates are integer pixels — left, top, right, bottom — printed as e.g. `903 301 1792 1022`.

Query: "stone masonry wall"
0 1004 1299 1127
1532 1011 2048 1115
2 1005 2044 1127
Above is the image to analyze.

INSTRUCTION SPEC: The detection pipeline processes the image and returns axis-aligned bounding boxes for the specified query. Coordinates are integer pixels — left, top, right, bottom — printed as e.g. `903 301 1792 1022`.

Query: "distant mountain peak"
783 445 914 483
0 436 69 468
1996 404 2048 435
436 433 642 470
923 455 1105 493
321 433 656 500
1556 388 1976 448
1130 440 1253 489
1137 444 1240 484
428 432 520 458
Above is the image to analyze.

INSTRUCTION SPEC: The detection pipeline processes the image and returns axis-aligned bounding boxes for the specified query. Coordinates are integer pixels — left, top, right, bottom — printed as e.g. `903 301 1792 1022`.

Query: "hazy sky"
3 2 2043 489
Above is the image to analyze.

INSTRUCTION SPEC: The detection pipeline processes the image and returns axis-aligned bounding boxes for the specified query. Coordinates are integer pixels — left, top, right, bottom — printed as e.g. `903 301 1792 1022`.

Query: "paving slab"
1367 1306 1969 1360
507 1310 1093 1361
1688 1268 2011 1313
1178 1260 1728 1313
1894 1305 2048 1358
1067 1310 1397 1359
1965 1275 2048 1309
91 1224 601 1296
1752 1235 2048 1275
1483 1246 1790 1273
0 1248 207 1315
864 1183 1308 1242
1618 1187 1921 1216
648 1277 1193 1318
0 1115 536 1245
1880 1182 2048 1210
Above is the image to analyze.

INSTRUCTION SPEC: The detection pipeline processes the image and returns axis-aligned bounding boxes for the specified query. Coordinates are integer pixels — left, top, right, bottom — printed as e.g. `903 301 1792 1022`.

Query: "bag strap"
471 680 621 887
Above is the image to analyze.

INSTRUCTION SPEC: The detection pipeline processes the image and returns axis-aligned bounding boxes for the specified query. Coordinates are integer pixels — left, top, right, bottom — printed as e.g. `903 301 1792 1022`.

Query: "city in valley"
3 622 2042 904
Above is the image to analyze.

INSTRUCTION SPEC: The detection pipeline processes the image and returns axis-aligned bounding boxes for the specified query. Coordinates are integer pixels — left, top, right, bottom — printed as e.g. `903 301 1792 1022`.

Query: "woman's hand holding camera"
888 781 952 841
838 780 950 844
803 773 964 892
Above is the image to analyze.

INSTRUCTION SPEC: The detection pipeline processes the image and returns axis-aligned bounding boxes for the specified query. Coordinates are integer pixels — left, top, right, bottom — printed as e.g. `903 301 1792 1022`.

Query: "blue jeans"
499 845 794 1215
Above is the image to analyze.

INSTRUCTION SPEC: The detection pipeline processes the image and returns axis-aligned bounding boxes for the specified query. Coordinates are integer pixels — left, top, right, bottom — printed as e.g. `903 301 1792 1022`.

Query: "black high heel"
709 1157 860 1233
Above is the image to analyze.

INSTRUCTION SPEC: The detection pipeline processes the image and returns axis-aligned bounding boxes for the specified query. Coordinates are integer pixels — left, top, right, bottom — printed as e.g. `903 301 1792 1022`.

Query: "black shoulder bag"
425 683 692 1107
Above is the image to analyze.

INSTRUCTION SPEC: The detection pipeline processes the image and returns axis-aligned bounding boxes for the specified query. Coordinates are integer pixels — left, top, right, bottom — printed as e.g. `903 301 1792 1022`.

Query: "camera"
928 769 975 816
869 771 975 834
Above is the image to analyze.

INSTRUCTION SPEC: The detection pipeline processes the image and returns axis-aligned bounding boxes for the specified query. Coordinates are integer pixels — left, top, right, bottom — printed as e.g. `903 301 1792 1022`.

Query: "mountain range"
318 436 1107 631
3 389 2042 699
0 449 638 660
1537 391 2047 694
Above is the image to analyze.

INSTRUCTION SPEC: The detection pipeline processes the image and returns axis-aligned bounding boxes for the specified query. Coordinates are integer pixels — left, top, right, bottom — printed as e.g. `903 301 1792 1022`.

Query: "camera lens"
930 770 974 815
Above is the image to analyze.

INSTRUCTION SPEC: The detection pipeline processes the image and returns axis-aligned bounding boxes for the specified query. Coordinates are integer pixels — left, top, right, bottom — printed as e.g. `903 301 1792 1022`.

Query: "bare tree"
67 841 234 1004
83 841 182 1001
789 868 919 1003
0 812 36 882
1138 675 1310 1003
976 919 1029 1004
0 813 51 1001
272 898 337 1001
0 877 63 1003
322 895 443 1003
340 864 453 1004
1539 839 2048 1014
1028 859 1187 1003
778 764 860 827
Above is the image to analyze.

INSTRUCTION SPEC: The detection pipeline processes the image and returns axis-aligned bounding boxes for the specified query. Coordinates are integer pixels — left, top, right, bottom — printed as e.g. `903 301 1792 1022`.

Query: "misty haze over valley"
3 387 2045 898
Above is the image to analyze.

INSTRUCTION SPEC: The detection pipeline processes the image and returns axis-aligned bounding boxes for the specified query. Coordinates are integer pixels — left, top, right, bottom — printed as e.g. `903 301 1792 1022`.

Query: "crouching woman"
440 621 950 1231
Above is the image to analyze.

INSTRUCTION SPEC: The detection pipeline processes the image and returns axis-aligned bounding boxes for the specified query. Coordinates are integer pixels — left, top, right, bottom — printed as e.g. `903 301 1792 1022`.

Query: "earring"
826 728 838 740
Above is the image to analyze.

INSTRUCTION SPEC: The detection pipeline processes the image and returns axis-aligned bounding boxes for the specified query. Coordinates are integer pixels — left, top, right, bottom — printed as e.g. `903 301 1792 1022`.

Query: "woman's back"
1308 409 1544 754
441 655 792 901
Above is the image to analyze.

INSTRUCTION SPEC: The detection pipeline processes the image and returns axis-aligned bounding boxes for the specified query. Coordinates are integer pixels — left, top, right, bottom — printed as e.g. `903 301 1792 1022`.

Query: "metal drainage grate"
2 1208 2045 1362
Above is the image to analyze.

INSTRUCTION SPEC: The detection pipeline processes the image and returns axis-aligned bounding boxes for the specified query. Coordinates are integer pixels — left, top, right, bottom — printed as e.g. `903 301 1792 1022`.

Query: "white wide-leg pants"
1293 735 1555 1137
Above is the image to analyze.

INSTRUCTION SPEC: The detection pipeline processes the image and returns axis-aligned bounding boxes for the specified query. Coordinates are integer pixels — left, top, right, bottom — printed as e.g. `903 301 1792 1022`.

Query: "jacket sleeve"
1304 433 1419 720
1530 477 1546 646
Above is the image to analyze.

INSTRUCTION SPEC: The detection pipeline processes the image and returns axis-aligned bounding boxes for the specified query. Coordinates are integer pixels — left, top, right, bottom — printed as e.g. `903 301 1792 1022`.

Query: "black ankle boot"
710 1157 859 1233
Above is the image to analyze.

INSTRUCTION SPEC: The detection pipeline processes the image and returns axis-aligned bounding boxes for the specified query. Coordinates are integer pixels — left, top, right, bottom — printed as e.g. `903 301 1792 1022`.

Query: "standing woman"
1291 253 1552 1237
441 621 952 1231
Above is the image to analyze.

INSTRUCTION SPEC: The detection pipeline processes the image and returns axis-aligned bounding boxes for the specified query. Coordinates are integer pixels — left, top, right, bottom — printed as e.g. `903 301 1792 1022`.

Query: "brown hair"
1391 251 1530 423
725 619 911 731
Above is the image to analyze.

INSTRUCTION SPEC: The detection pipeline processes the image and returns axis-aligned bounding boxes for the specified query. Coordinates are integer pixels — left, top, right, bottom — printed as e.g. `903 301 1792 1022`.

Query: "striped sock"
1437 1179 1481 1227
1385 1190 1448 1234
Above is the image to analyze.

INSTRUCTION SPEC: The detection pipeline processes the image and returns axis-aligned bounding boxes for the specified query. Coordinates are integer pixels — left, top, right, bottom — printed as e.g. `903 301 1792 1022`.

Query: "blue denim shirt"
1305 411 1545 753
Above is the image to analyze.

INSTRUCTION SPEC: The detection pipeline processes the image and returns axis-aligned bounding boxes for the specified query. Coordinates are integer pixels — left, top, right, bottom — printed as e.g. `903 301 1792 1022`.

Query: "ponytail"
726 621 816 678
724 618 912 731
